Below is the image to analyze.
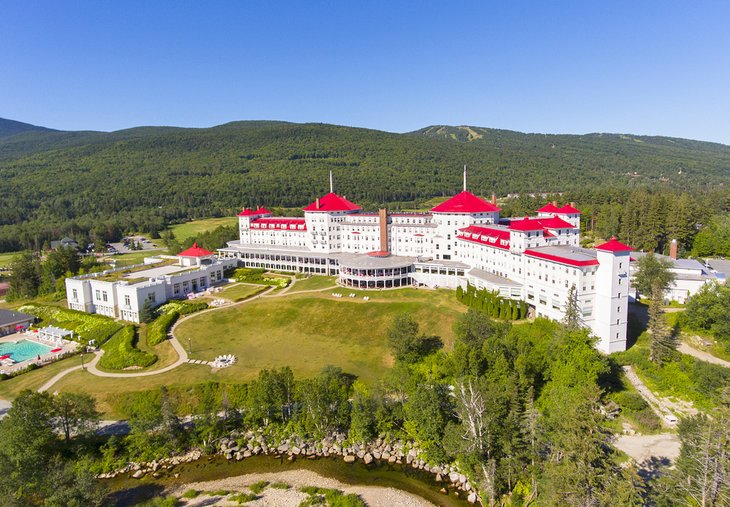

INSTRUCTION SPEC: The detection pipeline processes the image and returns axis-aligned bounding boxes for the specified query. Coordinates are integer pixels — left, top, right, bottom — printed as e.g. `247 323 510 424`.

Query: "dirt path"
678 341 730 367
622 365 681 427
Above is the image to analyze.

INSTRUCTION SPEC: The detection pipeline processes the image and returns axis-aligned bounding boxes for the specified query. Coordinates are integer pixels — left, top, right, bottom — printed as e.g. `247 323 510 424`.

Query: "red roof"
457 225 511 250
508 218 545 231
238 207 257 216
251 218 306 231
431 191 501 213
303 192 362 212
595 237 633 253
557 204 581 214
178 242 214 257
509 216 575 232
255 207 272 214
538 216 575 229
537 203 561 213
524 249 599 267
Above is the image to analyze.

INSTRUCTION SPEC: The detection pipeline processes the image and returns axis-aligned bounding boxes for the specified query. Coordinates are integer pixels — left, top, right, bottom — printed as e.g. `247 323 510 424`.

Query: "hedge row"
147 311 180 346
456 284 528 320
98 326 157 370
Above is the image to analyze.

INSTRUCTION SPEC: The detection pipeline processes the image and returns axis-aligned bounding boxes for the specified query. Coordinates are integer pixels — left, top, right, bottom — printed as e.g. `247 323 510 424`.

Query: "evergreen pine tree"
648 285 677 364
562 284 581 330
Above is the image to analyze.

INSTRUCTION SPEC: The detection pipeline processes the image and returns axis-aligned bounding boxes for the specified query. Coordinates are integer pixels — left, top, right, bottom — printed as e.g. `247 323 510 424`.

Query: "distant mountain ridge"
0 117 729 252
0 117 57 138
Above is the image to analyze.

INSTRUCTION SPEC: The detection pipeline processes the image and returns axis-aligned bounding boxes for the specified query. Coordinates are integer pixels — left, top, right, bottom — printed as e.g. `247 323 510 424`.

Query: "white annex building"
220 172 633 353
66 244 235 323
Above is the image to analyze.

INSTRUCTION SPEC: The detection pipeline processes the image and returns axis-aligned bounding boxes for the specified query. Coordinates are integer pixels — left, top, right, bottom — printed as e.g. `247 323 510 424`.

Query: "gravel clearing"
171 469 437 506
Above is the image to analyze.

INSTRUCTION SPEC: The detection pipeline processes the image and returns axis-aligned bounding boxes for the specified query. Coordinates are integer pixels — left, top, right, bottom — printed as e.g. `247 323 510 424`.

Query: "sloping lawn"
169 217 238 242
175 289 464 385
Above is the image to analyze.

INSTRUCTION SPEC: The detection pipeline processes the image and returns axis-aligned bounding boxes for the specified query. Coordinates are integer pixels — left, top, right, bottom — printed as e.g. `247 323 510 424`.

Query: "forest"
0 119 729 253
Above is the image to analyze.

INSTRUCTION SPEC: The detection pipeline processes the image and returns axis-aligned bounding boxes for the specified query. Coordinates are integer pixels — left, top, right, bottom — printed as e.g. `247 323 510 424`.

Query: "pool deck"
0 332 79 375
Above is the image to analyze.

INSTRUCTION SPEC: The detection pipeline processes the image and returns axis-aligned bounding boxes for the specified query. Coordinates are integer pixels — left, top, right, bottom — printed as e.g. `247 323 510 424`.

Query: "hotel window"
148 293 156 303
102 291 108 302
124 295 130 307
95 290 100 299
72 289 78 301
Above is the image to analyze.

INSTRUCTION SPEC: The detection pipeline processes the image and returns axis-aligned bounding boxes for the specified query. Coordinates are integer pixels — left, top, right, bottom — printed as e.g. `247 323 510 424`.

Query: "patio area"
0 330 79 376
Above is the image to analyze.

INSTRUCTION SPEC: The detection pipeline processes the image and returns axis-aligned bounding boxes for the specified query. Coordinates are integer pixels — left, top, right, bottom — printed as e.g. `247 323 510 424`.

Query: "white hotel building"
66 244 235 323
220 179 633 353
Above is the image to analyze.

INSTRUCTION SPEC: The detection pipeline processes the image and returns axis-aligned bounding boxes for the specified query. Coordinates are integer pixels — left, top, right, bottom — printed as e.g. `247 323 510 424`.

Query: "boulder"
435 473 442 482
363 453 373 464
131 470 144 479
449 472 460 483
388 456 397 464
292 446 301 455
343 455 356 463
468 492 477 504
382 451 391 460
373 451 381 460
243 450 252 458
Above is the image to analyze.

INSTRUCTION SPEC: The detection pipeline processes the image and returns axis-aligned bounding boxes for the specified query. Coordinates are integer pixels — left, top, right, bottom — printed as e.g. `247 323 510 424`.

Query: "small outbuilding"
0 309 35 336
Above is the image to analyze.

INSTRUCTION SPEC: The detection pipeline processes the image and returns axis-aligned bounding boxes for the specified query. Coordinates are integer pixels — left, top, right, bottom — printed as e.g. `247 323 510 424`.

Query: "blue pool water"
0 340 53 362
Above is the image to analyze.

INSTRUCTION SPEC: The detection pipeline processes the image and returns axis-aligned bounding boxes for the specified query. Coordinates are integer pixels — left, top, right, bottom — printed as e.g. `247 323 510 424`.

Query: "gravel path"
622 365 679 426
678 341 730 367
172 469 436 507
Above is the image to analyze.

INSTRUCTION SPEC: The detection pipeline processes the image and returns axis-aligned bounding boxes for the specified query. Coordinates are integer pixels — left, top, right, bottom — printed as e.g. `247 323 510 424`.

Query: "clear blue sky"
2 1 729 144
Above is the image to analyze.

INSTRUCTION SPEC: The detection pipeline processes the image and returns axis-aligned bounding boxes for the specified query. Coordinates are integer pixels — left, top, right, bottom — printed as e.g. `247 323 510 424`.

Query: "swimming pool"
0 340 53 362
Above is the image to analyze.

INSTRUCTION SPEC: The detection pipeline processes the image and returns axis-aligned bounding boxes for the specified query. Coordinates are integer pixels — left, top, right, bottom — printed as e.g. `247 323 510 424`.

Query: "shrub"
249 481 268 494
147 311 180 346
19 304 123 345
181 489 199 499
228 492 258 504
270 482 290 490
98 326 157 370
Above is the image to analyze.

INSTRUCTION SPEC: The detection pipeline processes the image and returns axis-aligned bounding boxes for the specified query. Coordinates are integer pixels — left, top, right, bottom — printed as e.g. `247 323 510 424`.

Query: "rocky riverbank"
99 430 479 504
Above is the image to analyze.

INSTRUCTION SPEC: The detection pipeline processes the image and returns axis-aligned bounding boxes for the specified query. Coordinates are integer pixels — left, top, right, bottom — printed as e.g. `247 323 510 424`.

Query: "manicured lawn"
217 283 268 302
289 275 337 292
169 217 238 242
14 288 465 417
176 288 464 385
0 355 83 399
0 250 21 268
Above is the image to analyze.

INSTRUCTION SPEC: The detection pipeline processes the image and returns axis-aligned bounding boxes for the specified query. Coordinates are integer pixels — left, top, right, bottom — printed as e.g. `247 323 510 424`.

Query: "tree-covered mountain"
0 117 57 138
0 119 728 252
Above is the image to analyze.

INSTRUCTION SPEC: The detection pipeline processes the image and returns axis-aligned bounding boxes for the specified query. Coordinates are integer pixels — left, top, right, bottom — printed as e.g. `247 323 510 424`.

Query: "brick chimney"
491 193 497 205
379 208 389 253
669 239 678 260
552 200 558 206
316 198 320 209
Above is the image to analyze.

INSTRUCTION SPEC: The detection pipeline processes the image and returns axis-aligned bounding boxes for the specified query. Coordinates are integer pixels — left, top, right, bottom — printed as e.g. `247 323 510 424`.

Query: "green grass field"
169 217 238 242
0 355 83 399
1 288 465 417
288 275 337 292
0 251 21 268
217 283 268 302
176 288 463 385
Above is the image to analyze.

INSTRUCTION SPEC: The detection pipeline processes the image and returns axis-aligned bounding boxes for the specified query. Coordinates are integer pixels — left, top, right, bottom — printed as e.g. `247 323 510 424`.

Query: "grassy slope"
0 355 83 399
170 217 238 242
176 289 463 383
216 283 267 302
45 288 464 417
0 251 20 268
288 275 337 292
